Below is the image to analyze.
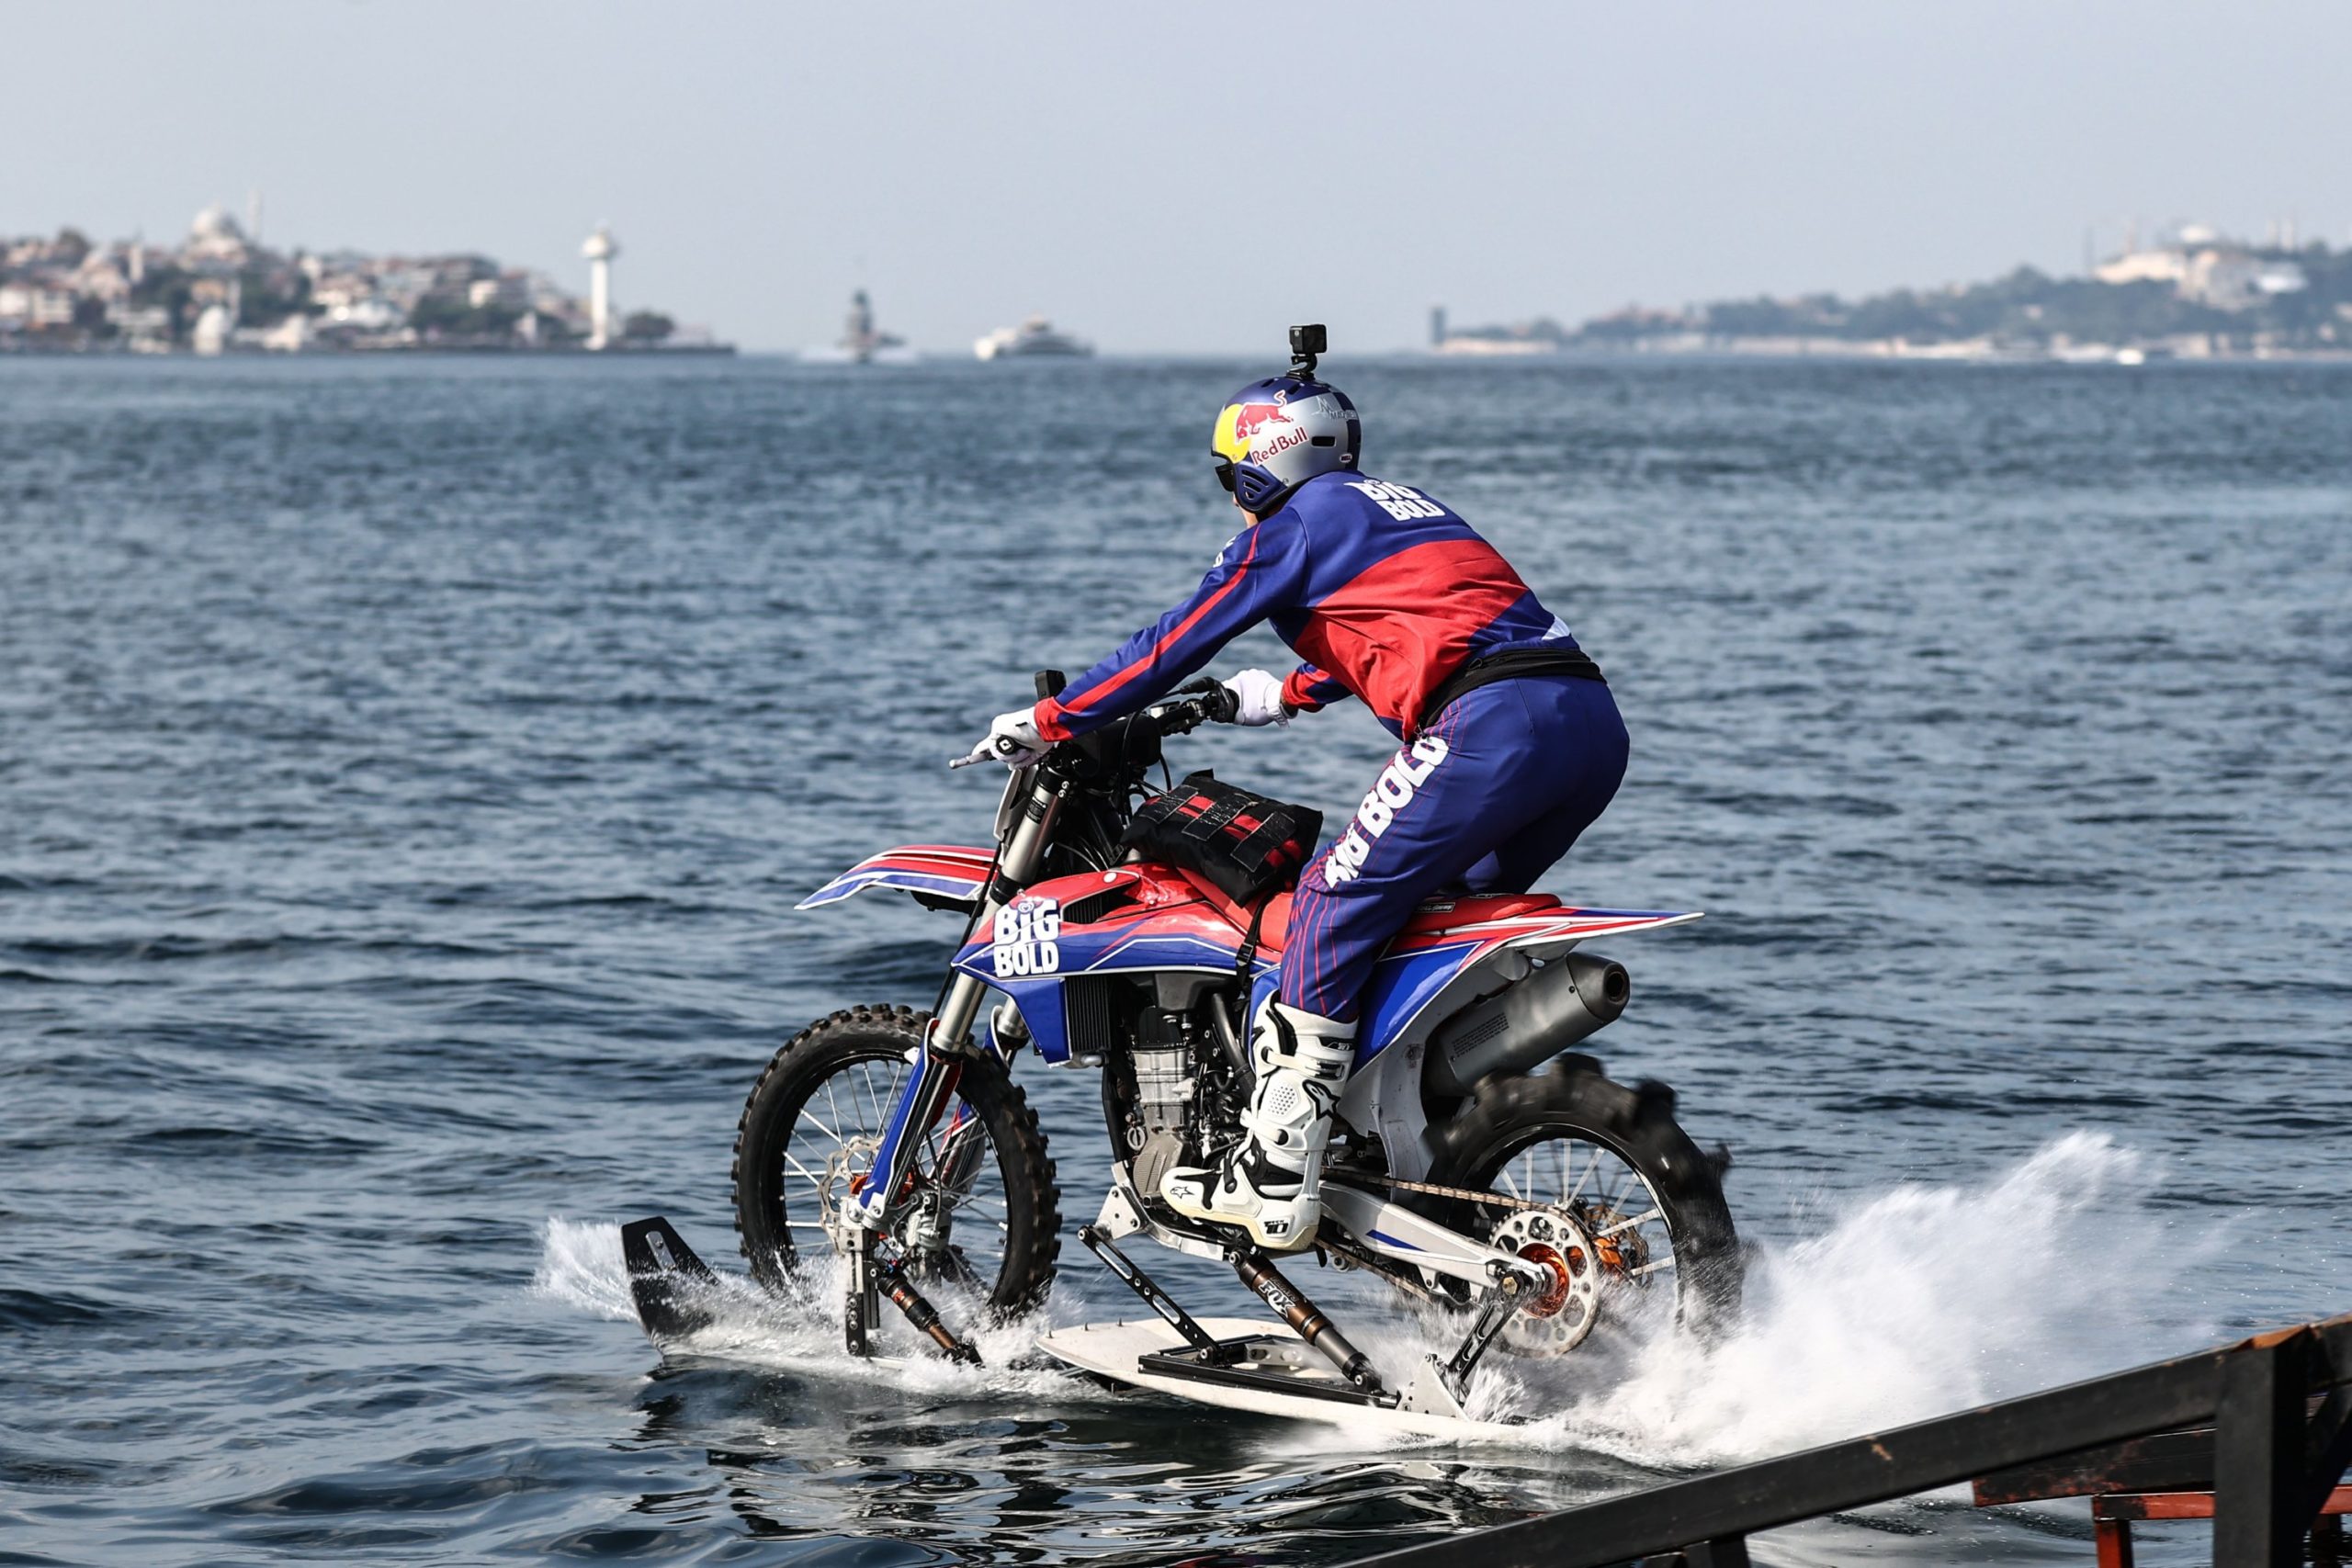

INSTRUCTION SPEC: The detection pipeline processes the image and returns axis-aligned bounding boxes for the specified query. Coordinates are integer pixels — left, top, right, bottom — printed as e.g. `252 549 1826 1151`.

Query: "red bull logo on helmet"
1216 400 1310 467
1232 403 1292 444
1215 400 1294 464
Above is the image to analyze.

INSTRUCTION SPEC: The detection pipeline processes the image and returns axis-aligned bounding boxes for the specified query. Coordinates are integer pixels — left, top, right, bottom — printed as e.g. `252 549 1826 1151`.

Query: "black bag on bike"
1119 771 1323 904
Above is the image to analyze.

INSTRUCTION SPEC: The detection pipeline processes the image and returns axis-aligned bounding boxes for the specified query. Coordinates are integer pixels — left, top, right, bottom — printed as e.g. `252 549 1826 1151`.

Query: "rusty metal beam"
2307 1378 2352 1525
1343 1311 2352 1568
2097 1485 2352 1521
1974 1396 2337 1506
1973 1425 2224 1506
1351 1344 2229 1568
2214 1326 2311 1567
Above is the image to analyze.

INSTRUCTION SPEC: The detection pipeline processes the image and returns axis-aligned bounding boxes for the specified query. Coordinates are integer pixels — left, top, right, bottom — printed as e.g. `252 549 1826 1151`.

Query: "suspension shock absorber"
1231 1247 1385 1395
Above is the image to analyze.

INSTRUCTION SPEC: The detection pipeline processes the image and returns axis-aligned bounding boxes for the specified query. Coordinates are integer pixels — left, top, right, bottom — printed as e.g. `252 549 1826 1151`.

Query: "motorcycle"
710 671 1741 1427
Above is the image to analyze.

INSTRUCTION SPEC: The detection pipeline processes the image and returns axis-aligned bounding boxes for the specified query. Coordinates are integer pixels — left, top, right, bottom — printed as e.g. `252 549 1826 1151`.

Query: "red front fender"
797 845 995 911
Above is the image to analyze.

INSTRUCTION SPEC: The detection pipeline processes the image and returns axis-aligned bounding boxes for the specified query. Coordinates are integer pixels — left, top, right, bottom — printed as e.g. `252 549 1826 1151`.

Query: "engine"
1084 973 1247 1200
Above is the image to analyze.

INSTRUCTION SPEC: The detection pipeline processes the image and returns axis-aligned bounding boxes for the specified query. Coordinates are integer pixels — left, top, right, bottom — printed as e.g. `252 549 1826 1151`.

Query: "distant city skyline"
6 2 2350 355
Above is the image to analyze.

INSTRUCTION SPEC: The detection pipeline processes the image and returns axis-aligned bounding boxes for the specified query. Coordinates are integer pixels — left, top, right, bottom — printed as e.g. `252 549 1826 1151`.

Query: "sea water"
4 355 2347 1564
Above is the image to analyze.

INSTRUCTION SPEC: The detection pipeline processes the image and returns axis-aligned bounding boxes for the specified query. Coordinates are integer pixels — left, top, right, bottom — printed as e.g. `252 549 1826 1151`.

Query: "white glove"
953 707 1048 769
1223 668 1291 728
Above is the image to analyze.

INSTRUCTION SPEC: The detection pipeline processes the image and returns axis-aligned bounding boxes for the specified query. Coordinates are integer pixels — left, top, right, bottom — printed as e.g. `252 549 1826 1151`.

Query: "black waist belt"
1419 647 1606 732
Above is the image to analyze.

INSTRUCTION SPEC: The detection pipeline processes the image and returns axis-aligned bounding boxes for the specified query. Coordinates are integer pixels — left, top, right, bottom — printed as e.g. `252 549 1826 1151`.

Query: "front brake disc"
818 1135 882 1250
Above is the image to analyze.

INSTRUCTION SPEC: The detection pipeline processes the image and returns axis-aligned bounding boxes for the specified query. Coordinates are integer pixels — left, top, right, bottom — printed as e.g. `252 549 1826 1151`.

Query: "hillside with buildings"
0 205 725 355
1434 224 2352 361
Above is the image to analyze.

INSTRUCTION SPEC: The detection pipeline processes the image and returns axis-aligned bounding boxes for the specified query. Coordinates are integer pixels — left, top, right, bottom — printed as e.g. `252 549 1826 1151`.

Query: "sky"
7 1 2351 355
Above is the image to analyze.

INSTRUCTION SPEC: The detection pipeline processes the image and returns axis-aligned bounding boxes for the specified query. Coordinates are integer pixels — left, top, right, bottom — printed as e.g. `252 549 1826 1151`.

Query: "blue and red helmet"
1210 375 1362 513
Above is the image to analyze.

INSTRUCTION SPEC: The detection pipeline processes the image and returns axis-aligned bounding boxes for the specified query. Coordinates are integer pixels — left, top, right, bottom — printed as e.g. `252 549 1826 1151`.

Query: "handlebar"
1139 676 1240 736
953 676 1239 772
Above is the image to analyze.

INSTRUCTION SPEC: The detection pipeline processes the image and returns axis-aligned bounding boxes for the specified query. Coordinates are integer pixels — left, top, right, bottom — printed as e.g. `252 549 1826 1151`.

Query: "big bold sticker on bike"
991 896 1062 977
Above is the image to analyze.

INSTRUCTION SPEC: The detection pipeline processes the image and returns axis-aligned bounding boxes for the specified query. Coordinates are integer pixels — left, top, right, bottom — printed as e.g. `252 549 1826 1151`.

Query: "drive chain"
1327 1169 1552 1213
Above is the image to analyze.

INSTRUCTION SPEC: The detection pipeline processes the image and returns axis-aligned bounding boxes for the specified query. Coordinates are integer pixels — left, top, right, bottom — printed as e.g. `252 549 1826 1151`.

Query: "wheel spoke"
854 1063 880 1130
1563 1150 1598 1204
1598 1206 1662 1237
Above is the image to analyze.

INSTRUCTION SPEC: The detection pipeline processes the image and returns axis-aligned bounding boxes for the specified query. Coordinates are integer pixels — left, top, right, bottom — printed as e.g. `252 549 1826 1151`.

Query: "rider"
967 328 1628 1253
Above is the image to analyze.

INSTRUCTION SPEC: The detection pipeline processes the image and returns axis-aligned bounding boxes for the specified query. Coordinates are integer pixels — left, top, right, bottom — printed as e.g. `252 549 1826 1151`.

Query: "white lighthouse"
582 225 618 349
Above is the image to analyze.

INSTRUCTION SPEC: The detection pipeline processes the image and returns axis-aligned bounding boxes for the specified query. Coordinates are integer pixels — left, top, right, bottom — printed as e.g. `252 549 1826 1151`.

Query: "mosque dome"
191 205 246 243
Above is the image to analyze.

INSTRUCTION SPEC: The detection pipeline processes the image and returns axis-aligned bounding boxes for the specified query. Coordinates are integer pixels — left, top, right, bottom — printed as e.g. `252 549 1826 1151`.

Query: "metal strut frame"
1079 1225 1220 1352
1442 1280 1526 1400
843 1227 983 1363
1080 1218 1530 1412
844 1227 880 1358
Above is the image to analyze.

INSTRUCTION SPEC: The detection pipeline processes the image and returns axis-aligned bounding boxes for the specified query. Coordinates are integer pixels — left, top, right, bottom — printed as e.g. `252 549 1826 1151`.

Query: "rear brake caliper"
1573 1200 1654 1281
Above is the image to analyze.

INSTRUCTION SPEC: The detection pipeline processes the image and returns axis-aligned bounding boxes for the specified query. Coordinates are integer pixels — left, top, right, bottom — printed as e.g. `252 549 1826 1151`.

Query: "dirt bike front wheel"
731 1005 1060 1329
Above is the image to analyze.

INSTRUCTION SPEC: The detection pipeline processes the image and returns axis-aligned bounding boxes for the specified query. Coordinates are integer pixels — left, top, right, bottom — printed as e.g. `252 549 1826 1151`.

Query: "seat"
1397 893 1564 934
1176 866 1563 955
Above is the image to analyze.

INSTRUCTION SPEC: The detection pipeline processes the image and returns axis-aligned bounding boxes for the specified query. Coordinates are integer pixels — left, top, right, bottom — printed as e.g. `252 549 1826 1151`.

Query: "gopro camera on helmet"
1288 323 1327 378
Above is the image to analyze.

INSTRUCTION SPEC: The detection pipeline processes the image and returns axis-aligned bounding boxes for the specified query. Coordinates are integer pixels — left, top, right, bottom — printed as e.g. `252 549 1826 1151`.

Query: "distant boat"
974 316 1093 360
807 288 918 365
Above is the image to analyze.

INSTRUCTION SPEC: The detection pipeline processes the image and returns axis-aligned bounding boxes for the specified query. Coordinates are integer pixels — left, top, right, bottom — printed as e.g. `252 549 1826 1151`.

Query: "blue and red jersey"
1033 472 1578 743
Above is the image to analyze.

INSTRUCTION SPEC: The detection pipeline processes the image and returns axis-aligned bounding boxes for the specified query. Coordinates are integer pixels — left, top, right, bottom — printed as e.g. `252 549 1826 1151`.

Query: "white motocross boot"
1160 1000 1356 1252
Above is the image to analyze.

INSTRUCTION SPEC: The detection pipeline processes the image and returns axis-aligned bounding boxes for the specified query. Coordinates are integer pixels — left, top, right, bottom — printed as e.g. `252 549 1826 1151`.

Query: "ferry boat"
974 316 1093 360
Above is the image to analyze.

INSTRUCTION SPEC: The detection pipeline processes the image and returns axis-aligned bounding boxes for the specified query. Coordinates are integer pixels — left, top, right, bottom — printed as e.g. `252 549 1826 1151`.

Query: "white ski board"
1037 1316 1527 1441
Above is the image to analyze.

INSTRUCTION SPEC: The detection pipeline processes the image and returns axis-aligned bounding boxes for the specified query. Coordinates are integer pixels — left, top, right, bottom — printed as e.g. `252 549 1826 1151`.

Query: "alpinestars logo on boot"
1321 736 1450 886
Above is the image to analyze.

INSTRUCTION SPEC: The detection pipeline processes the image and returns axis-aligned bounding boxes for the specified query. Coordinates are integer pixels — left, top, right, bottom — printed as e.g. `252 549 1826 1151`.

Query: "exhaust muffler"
1423 951 1629 1096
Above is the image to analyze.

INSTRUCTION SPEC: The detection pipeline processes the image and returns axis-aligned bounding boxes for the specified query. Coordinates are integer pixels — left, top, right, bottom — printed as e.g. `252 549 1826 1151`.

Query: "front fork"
843 773 1063 1355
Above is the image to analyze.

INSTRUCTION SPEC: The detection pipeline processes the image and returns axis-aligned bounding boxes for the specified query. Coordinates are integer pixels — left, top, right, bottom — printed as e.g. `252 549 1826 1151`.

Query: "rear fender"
1354 906 1701 1058
797 844 996 911
1333 907 1700 1179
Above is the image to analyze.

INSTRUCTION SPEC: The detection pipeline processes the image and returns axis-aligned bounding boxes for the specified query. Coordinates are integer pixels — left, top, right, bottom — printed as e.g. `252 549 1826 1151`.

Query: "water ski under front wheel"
731 1005 1060 1336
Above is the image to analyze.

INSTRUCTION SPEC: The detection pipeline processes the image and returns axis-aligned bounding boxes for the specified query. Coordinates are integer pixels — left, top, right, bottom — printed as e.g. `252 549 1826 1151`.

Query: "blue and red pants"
1280 675 1629 1021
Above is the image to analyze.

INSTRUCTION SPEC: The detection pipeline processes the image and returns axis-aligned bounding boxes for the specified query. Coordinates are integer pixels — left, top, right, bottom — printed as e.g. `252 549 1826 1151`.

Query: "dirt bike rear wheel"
731 1005 1060 1328
1419 1057 1741 1354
